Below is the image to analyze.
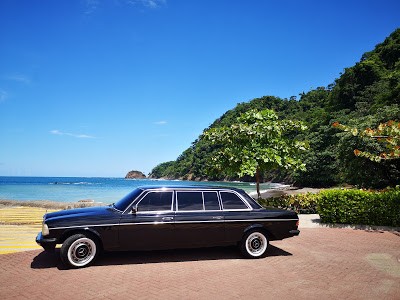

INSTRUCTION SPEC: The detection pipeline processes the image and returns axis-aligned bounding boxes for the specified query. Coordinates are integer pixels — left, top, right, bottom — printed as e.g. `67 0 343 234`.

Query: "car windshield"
113 188 143 211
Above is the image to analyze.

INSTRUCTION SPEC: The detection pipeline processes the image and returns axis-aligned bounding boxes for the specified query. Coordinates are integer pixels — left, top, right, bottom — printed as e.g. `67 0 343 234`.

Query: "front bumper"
36 232 57 247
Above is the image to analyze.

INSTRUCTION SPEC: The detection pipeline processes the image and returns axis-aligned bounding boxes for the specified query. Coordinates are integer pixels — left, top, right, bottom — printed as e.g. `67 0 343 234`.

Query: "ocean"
0 177 284 204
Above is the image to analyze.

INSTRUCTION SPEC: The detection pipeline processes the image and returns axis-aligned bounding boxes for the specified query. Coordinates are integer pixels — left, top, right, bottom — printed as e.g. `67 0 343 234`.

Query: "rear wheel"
60 234 98 268
240 230 268 258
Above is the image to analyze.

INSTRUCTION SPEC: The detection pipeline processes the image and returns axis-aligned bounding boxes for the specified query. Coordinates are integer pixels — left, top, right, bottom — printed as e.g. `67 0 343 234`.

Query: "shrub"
317 187 400 226
258 193 318 214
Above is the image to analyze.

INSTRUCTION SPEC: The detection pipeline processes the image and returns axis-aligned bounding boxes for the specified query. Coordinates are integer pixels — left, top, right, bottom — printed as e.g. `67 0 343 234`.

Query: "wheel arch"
243 223 275 241
60 228 103 250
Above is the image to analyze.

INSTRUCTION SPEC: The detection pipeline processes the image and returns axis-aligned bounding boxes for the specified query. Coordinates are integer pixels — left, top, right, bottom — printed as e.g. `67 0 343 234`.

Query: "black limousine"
36 186 300 268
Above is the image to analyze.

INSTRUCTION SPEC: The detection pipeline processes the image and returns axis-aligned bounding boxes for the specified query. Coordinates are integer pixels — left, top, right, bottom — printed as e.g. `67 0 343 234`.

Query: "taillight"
296 220 299 227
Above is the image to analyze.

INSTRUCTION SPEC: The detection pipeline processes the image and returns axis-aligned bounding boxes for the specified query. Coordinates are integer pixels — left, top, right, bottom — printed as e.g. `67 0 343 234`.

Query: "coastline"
0 199 103 210
249 186 323 198
0 186 324 209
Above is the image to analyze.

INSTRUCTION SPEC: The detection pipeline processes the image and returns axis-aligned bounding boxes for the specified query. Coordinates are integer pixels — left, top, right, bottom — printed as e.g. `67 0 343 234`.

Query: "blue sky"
1 0 399 177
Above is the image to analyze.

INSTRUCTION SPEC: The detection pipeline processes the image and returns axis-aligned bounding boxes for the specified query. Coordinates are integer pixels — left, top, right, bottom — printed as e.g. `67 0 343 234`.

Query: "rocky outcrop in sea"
125 170 147 179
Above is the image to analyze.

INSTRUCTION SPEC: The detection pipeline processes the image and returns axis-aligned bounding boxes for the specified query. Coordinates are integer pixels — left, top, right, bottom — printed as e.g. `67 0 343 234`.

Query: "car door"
220 191 253 243
173 190 225 247
118 190 175 250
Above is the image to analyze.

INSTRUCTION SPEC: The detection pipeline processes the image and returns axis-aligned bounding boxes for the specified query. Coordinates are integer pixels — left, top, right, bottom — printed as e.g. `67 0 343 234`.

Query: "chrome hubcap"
246 232 267 256
68 238 96 267
251 238 261 250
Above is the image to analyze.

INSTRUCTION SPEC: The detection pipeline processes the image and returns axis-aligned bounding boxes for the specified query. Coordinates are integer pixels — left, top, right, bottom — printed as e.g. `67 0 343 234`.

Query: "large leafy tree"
202 109 308 198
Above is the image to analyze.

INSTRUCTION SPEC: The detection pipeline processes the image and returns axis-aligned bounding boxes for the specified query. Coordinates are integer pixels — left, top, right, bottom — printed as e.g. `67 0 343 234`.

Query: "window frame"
203 191 222 211
175 190 222 213
176 191 205 212
134 190 174 213
219 190 252 211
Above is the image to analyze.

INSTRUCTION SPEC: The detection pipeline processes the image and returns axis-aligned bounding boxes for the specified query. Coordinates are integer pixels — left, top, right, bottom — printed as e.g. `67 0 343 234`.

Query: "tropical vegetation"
150 29 400 189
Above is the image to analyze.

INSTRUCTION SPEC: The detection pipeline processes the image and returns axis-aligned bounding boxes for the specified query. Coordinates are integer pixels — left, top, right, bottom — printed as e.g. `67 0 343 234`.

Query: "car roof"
137 185 245 192
134 185 262 209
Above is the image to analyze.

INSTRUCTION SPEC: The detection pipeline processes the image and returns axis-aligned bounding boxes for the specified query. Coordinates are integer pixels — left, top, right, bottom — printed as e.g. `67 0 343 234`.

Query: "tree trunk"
256 168 261 199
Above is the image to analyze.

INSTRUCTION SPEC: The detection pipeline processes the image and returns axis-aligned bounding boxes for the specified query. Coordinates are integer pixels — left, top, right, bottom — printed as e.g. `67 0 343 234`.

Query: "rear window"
220 192 249 210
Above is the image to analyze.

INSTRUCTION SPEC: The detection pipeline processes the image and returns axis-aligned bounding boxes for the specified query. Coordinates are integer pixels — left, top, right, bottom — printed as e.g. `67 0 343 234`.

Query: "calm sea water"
0 177 283 204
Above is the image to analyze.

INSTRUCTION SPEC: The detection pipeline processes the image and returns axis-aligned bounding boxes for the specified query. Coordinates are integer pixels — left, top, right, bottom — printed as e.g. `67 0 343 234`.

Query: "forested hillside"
150 29 400 188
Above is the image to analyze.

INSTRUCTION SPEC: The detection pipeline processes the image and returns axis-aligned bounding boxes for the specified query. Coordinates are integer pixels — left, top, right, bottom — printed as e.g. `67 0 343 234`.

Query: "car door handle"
212 216 223 220
162 217 174 221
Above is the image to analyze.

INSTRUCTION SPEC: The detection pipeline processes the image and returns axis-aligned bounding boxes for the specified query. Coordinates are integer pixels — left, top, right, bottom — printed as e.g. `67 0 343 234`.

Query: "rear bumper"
289 229 300 236
36 232 57 247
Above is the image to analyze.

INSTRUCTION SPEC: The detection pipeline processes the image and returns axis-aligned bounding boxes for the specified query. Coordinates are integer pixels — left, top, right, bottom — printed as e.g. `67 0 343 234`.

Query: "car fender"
243 223 264 233
243 223 273 239
60 227 102 244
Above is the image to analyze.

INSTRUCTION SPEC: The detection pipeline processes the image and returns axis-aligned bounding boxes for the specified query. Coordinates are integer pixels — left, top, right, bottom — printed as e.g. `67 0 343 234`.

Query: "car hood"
44 206 118 227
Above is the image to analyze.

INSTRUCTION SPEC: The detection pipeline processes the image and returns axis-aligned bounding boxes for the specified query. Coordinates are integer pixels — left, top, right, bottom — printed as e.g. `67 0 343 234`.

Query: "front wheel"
240 230 268 258
60 234 98 268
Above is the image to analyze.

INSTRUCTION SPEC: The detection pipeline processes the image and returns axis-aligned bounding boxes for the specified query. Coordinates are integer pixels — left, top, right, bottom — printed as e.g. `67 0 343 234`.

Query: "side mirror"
131 206 137 214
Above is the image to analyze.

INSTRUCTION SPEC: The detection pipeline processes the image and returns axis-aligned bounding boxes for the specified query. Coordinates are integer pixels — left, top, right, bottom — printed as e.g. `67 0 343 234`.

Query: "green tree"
202 109 308 198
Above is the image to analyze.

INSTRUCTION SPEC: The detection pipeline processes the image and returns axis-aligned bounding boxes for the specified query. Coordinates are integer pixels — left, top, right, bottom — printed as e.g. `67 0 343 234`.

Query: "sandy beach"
252 186 323 199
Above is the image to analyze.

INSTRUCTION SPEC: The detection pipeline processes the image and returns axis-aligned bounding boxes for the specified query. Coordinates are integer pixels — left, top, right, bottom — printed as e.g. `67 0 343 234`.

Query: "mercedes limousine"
36 186 300 268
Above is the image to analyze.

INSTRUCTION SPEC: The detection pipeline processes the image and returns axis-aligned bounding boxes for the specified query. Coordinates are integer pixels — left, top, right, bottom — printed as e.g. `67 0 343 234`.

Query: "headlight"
42 222 49 236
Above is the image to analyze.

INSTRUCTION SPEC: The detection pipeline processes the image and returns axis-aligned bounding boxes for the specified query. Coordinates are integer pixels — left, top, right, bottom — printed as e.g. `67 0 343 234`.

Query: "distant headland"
125 170 147 179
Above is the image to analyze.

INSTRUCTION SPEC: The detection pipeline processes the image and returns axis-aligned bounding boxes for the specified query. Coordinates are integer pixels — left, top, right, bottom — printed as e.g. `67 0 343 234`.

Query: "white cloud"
154 121 167 125
84 0 99 15
85 0 165 13
50 130 96 139
135 0 166 9
0 89 8 103
4 74 31 85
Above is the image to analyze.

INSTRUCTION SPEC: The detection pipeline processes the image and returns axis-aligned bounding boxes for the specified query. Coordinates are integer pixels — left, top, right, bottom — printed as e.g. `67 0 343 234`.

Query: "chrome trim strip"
174 210 222 213
224 218 298 222
49 218 298 231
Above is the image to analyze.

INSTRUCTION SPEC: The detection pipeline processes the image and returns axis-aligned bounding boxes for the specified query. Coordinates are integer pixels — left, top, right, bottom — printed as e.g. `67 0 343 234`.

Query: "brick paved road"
0 228 399 300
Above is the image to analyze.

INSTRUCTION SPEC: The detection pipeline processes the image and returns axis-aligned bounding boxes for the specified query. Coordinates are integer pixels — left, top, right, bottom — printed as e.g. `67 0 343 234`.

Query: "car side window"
177 192 203 211
203 192 220 210
137 191 173 212
220 192 249 210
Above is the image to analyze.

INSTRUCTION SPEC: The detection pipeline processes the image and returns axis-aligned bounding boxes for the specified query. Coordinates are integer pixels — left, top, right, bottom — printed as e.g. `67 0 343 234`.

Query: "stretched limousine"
36 186 300 268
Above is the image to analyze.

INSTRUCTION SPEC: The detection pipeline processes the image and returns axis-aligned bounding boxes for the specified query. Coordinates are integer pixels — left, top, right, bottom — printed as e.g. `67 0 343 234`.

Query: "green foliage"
257 193 318 214
202 109 308 197
333 120 400 162
317 188 400 227
149 28 400 188
149 161 177 178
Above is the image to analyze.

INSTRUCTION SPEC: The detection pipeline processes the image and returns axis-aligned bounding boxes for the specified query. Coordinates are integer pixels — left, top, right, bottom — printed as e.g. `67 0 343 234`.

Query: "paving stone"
0 228 399 299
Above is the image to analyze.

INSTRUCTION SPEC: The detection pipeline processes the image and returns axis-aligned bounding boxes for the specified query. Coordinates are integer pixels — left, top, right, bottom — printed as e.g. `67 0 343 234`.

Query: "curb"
298 214 400 232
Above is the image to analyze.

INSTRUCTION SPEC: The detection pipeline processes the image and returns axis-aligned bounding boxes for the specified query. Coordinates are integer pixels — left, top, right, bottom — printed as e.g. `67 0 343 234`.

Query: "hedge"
258 193 318 214
317 188 400 227
259 187 400 227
